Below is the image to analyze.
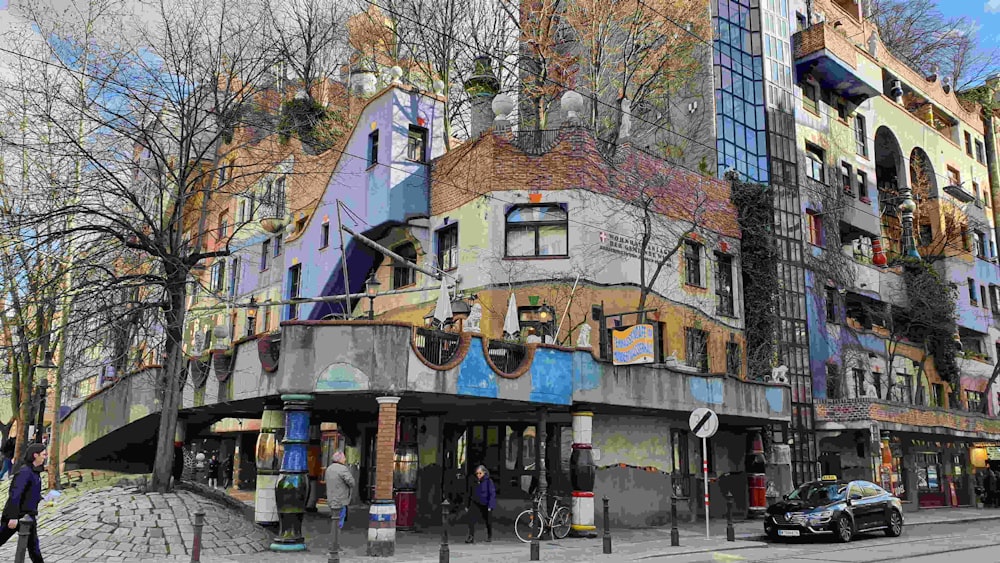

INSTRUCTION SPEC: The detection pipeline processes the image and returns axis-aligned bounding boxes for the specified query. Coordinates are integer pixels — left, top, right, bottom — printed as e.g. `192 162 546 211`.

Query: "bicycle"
514 492 572 542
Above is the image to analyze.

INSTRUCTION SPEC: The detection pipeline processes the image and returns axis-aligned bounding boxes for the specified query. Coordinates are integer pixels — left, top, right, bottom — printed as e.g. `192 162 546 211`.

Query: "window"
852 368 865 398
826 365 841 399
218 212 228 239
965 131 973 156
684 240 702 286
947 166 961 187
969 278 977 305
715 252 734 315
368 130 379 167
407 125 427 163
210 260 226 293
437 224 459 271
836 99 848 121
975 140 985 164
260 240 270 271
392 243 417 289
320 221 330 249
916 453 941 492
974 181 982 207
726 342 741 377
685 327 709 372
975 231 987 258
504 205 568 258
854 115 867 157
982 286 988 309
991 286 1000 314
287 264 302 319
238 198 248 223
805 144 824 182
892 372 912 404
262 301 272 333
807 210 824 247
840 162 853 194
857 170 869 199
826 287 839 323
802 82 819 113
273 234 282 257
919 224 933 246
227 257 239 297
967 390 984 412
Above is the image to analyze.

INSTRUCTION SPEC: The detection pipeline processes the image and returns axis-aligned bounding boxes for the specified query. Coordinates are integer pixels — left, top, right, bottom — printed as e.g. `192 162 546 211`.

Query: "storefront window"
916 452 941 492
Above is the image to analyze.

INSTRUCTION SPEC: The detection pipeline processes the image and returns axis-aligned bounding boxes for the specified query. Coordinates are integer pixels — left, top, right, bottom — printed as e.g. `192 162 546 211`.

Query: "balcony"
793 23 880 104
816 397 1000 440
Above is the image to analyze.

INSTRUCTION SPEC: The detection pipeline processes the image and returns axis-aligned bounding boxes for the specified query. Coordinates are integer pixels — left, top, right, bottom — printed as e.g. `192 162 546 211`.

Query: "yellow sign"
611 324 655 366
820 474 839 481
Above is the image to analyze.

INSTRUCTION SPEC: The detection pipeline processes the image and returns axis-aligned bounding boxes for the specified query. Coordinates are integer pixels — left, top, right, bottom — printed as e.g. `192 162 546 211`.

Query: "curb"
634 541 769 560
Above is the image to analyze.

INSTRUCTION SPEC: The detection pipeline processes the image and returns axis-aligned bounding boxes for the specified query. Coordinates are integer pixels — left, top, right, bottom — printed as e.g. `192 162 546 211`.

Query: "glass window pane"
506 227 535 256
537 226 567 255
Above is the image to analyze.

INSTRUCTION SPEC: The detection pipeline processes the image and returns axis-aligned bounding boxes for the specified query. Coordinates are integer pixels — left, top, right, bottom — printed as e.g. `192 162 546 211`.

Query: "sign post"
689 408 719 540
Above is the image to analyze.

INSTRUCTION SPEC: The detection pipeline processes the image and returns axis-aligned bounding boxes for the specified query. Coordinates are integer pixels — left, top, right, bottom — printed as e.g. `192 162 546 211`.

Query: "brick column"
368 396 400 557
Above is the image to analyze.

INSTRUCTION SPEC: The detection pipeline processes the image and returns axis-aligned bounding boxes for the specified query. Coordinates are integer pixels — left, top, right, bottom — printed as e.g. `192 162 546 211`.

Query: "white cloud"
987 0 1000 13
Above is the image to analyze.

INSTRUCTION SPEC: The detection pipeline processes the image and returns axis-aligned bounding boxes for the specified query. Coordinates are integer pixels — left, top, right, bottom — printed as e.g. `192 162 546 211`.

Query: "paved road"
642 520 1000 563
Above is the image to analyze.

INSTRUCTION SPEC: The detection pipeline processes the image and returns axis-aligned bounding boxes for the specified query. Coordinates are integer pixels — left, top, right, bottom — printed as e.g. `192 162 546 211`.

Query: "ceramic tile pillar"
254 406 284 526
368 396 400 557
270 394 313 551
306 423 321 512
569 411 596 537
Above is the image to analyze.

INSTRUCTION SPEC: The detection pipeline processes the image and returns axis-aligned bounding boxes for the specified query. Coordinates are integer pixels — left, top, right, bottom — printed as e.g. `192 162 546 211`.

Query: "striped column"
270 394 314 551
368 396 400 557
569 411 596 537
254 406 284 526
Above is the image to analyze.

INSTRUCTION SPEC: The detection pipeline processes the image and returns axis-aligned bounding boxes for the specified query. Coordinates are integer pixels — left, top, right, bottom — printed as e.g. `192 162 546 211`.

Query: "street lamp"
246 296 259 337
34 349 54 444
365 273 381 320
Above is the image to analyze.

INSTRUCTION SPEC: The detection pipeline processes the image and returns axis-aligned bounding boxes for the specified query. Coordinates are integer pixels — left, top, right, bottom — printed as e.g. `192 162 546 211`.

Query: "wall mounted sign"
611 324 655 365
598 232 671 264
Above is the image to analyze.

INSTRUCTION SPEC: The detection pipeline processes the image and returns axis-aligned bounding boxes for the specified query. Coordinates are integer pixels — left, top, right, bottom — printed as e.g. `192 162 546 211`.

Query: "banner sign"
611 324 655 366
986 446 1000 460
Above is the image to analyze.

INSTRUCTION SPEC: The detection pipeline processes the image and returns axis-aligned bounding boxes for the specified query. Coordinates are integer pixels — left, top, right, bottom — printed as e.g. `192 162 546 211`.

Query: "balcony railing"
413 327 461 367
486 339 529 375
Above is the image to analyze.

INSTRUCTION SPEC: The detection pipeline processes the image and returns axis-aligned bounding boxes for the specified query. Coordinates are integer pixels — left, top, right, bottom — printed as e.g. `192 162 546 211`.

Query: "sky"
939 0 1000 47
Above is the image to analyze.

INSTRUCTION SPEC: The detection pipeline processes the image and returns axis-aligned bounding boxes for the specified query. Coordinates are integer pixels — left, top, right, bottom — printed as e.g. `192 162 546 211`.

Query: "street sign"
689 407 719 439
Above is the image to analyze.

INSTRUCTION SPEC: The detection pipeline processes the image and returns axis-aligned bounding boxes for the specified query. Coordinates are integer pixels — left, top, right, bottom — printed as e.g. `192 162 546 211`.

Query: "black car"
764 477 904 542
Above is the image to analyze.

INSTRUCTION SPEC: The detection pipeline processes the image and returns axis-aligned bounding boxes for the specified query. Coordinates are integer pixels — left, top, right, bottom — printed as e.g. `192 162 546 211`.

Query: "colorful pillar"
747 428 767 518
270 394 313 551
306 423 321 512
368 396 400 557
570 411 596 537
255 406 284 526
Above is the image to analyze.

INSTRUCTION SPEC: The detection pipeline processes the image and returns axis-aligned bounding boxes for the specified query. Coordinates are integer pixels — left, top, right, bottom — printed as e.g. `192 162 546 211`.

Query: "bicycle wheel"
515 509 544 543
550 506 572 539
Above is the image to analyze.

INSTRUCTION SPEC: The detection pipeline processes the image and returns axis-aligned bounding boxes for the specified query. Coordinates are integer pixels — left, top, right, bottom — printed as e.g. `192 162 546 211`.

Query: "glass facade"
714 0 816 484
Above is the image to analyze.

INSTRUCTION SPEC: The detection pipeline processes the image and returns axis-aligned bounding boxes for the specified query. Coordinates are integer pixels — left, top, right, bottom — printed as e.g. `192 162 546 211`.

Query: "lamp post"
246 296 259 337
365 273 380 320
539 304 555 342
34 350 54 444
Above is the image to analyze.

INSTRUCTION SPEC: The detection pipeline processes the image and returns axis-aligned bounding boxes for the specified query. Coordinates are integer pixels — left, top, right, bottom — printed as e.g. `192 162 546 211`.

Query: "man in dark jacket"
466 465 496 544
0 443 47 562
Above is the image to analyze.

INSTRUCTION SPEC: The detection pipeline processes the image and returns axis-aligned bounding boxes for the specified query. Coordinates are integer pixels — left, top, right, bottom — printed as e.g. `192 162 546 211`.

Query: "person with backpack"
0 443 47 562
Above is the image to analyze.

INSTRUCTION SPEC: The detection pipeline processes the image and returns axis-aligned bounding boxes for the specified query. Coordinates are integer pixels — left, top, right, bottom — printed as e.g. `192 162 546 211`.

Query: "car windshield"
787 482 847 504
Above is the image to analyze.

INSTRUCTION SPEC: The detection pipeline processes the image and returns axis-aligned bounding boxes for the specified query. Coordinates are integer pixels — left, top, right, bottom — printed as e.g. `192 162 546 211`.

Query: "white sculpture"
770 365 790 384
464 303 482 333
863 377 878 398
577 324 592 348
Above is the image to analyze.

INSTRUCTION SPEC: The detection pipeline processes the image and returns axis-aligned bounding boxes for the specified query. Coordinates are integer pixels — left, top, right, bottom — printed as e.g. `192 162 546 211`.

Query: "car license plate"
777 529 800 537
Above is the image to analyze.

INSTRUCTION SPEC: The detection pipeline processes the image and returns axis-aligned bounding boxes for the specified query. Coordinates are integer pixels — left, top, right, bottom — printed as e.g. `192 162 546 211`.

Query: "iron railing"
486 339 529 374
414 327 461 367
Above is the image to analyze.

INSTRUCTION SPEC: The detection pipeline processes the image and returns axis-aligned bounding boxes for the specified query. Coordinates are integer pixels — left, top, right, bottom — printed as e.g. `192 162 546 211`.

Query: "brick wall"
816 398 1000 435
374 399 398 500
431 127 740 239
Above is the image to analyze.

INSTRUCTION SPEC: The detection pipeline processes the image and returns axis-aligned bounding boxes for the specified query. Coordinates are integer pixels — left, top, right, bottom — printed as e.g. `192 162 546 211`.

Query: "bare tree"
265 0 353 94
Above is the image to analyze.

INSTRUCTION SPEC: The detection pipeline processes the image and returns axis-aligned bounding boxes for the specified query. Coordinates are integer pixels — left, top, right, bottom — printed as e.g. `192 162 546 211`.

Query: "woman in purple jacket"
466 465 496 543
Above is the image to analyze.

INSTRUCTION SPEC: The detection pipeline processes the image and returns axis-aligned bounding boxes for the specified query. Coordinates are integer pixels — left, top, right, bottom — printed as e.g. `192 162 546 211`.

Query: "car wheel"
885 510 902 537
835 515 853 543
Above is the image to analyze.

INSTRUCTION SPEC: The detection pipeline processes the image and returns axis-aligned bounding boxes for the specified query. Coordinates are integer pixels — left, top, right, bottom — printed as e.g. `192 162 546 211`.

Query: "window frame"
368 130 379 168
260 239 270 271
802 82 819 114
725 341 741 377
685 327 709 372
807 210 824 247
715 252 734 316
392 242 418 289
857 170 869 199
406 125 428 163
503 204 569 259
975 140 985 164
964 131 973 156
840 161 853 194
287 263 302 320
436 223 459 271
273 234 282 257
210 260 226 293
854 115 867 157
320 221 330 249
684 240 703 287
805 144 824 182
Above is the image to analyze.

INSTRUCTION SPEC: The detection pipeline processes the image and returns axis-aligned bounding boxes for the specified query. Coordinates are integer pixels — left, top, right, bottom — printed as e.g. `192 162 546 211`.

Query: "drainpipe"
984 78 1000 251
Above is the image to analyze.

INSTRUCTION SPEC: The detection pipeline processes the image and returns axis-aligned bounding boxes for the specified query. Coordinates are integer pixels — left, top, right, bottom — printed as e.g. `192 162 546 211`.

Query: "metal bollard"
191 509 205 563
329 507 342 563
530 538 540 560
13 515 33 563
440 499 450 563
602 496 612 554
725 492 735 542
670 495 680 547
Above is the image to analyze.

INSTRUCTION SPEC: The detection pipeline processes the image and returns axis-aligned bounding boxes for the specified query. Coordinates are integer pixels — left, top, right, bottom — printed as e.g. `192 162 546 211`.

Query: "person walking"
222 456 234 490
208 455 220 488
0 443 48 562
324 452 355 531
991 467 1000 508
465 465 496 544
984 468 995 508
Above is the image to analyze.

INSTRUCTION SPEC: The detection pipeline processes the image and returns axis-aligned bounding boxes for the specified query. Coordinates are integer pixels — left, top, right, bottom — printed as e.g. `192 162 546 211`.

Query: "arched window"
504 205 568 258
393 243 417 289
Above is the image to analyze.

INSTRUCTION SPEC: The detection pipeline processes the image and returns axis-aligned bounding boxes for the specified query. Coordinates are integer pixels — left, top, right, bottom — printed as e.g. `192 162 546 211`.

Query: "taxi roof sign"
820 474 839 481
